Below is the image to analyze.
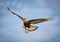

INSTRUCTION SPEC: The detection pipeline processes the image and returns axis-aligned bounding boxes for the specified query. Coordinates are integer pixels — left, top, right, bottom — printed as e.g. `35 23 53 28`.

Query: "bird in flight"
7 7 53 33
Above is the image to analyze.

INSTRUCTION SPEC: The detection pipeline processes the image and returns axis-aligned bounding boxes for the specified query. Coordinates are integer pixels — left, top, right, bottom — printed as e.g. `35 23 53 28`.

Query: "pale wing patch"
23 26 38 31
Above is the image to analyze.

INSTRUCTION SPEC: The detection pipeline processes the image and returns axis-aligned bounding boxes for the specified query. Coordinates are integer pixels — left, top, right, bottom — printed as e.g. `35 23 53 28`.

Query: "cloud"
0 2 3 6
2 17 58 42
11 1 17 6
20 6 54 19
0 0 59 42
36 0 48 7
16 3 23 9
9 24 59 42
2 15 58 42
47 0 60 10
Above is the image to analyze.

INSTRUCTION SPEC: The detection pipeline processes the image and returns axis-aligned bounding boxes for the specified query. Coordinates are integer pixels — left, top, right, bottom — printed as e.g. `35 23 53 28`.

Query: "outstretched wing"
7 7 24 21
29 17 53 24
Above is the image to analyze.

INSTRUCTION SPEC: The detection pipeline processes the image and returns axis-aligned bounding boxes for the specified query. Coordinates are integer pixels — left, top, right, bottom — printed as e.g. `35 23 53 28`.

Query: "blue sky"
0 0 60 42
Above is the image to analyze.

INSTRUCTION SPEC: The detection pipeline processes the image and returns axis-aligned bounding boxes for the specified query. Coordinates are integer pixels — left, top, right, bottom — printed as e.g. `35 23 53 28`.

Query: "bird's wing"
7 7 24 21
29 17 53 24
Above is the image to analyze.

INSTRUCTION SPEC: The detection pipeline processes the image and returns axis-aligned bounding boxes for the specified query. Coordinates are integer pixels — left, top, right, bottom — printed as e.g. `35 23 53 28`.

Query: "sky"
0 0 60 42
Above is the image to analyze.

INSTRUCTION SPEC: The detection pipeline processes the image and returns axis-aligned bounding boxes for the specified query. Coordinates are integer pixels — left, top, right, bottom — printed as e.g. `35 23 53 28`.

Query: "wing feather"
7 7 24 21
29 17 53 24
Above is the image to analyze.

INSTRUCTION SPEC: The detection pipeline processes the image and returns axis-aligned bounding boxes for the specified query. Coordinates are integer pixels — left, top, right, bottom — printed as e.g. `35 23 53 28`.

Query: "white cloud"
0 2 5 7
16 3 23 8
11 2 17 6
20 6 54 19
9 25 58 42
3 16 58 42
47 0 60 9
0 2 3 6
36 0 48 7
0 0 59 42
6 2 10 5
32 8 54 15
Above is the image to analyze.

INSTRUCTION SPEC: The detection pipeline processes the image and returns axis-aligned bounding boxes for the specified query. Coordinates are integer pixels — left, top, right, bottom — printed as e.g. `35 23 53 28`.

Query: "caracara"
7 7 53 33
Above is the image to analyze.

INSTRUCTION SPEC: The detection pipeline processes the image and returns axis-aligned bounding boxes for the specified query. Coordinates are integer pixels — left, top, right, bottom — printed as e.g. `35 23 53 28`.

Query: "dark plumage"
24 22 30 28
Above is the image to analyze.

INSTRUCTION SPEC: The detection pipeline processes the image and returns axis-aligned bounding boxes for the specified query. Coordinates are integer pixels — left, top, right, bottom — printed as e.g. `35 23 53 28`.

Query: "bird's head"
23 18 29 22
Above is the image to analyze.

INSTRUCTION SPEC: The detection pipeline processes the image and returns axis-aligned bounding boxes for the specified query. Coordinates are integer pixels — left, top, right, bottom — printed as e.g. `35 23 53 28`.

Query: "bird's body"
7 7 53 33
23 18 38 33
24 21 30 28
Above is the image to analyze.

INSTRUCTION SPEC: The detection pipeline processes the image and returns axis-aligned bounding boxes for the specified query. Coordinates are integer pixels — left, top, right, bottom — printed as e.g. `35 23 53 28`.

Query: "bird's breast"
24 22 30 27
24 25 38 31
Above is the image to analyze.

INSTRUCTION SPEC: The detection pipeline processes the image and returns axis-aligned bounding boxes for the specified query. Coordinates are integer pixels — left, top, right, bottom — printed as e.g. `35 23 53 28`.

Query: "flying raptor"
7 7 53 33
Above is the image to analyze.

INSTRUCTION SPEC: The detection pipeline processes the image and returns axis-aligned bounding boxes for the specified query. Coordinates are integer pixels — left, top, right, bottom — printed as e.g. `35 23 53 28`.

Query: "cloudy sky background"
0 0 60 42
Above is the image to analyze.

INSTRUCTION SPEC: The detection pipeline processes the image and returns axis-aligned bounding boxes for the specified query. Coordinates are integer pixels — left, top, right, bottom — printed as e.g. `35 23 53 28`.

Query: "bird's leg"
22 25 29 33
25 30 29 33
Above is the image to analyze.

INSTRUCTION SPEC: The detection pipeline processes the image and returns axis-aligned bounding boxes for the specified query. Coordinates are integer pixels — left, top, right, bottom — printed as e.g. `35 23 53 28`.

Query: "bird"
7 7 53 33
